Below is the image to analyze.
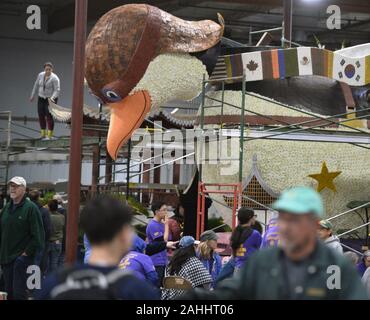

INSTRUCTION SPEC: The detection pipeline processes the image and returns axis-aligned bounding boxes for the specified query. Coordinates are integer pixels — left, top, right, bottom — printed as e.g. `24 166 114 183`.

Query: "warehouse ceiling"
1 0 370 49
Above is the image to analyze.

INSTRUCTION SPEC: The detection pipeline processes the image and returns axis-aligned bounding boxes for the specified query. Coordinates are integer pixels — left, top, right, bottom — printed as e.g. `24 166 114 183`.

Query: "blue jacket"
357 260 367 277
198 251 222 287
214 257 235 286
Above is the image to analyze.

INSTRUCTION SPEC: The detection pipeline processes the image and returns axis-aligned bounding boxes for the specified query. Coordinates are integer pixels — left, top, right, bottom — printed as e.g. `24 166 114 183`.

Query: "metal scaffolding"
197 73 247 236
0 111 11 197
196 69 370 237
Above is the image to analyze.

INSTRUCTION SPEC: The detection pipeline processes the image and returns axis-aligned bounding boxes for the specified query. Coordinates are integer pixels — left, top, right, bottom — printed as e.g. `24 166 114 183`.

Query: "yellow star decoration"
308 162 342 192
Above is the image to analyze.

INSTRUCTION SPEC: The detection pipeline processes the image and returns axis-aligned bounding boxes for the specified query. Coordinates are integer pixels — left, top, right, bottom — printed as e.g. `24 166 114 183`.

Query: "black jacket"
35 202 52 243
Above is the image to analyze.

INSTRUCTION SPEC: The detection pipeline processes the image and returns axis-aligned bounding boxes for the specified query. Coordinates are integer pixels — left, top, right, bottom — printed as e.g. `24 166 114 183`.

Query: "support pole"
105 151 113 184
366 208 369 248
238 74 246 224
196 182 202 240
239 72 246 183
283 0 293 48
91 144 99 196
198 74 206 183
220 81 225 128
4 112 11 201
95 102 103 194
232 186 238 230
126 139 131 201
153 163 161 203
201 185 206 235
142 162 151 205
65 0 88 265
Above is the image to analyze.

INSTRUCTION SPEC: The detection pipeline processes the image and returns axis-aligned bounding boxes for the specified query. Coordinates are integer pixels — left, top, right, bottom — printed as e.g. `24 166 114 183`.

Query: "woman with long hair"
230 207 262 272
197 230 222 288
162 236 212 300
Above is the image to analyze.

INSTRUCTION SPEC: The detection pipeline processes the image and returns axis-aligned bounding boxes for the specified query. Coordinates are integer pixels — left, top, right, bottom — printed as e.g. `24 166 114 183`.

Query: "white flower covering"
197 90 370 234
131 53 208 115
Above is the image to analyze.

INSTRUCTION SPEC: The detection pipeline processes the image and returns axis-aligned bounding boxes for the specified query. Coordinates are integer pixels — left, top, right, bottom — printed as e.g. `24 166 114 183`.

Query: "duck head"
85 4 224 159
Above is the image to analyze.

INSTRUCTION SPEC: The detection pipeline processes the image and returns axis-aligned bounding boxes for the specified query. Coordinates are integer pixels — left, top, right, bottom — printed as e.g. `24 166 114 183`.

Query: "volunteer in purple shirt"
119 234 158 287
261 212 280 248
146 201 170 287
230 207 262 272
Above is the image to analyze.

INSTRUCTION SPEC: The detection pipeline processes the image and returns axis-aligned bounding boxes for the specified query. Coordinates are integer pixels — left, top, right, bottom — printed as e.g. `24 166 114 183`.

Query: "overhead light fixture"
171 108 179 114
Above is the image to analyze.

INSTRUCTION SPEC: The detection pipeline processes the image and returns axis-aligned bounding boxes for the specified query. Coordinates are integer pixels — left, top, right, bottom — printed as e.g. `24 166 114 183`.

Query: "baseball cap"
319 219 333 230
179 236 200 248
8 176 27 188
53 194 62 201
272 186 324 218
200 230 218 242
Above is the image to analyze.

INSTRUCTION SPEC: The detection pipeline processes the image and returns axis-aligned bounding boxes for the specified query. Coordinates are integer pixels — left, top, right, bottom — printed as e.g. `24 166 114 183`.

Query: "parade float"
50 4 370 238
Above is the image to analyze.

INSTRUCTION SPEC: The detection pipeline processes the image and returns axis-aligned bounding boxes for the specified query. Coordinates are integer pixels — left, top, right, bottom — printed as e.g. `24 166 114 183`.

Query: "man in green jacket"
0 176 45 300
186 187 368 300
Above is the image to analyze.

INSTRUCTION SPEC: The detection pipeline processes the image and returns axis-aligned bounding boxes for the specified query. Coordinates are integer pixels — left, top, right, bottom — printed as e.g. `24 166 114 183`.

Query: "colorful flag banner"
222 46 370 86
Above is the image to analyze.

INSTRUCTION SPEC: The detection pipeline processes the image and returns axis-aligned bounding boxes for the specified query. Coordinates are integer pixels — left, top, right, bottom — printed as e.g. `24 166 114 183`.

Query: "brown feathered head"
85 4 224 159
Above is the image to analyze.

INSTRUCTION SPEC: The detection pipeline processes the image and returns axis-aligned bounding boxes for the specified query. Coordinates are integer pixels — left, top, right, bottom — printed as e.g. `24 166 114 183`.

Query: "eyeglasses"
9 184 21 188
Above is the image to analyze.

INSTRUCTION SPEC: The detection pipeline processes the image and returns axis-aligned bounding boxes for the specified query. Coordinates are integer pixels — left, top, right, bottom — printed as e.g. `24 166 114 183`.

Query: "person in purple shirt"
230 207 262 272
119 234 159 287
146 201 170 287
261 212 280 248
357 250 370 277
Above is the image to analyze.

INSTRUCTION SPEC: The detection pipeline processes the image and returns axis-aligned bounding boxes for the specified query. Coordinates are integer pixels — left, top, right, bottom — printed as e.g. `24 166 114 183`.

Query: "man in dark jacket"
0 177 45 299
186 187 368 300
29 190 52 274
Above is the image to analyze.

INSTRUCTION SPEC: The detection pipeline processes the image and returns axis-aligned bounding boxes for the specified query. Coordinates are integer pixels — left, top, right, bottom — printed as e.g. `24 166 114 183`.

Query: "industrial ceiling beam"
47 0 182 33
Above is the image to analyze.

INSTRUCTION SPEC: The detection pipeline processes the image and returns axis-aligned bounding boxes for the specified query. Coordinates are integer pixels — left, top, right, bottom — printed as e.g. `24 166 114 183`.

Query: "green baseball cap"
272 186 324 218
319 219 333 230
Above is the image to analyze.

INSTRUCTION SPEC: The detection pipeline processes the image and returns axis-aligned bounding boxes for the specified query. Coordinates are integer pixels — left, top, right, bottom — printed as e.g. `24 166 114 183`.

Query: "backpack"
50 267 133 300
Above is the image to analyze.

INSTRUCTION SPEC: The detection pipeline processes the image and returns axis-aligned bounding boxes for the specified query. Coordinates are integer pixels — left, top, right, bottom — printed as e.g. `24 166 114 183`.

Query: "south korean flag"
333 54 365 86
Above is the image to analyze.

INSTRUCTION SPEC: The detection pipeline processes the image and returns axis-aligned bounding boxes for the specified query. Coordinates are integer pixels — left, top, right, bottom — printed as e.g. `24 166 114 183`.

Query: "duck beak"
107 90 151 160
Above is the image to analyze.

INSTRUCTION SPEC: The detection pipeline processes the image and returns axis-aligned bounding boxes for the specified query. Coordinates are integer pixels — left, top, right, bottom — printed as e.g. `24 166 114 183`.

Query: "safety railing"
326 201 370 249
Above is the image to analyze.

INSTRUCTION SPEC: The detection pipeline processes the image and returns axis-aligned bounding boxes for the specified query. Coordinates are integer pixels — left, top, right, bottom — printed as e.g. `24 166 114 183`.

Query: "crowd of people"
0 176 369 300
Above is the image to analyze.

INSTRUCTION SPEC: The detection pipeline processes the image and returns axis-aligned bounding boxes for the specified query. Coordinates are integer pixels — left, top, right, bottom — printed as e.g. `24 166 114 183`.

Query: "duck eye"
102 89 122 102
